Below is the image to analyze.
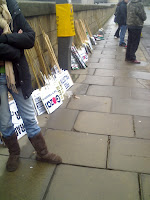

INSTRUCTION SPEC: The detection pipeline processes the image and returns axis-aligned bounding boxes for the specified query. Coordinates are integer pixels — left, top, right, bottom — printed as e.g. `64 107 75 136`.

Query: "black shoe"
119 43 127 47
125 58 131 62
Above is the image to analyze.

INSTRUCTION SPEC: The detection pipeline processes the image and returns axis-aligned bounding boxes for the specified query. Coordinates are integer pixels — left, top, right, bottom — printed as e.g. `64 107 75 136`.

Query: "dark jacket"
0 0 35 99
127 0 147 29
116 1 127 26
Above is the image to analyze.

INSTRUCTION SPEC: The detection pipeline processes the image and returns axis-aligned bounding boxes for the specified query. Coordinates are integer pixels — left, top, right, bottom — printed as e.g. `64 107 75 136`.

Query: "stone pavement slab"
67 95 111 113
140 174 150 200
137 79 150 89
0 135 34 159
88 63 116 69
76 75 113 86
94 46 104 50
71 68 95 75
87 85 131 99
69 83 89 95
101 50 118 55
37 113 49 128
116 64 150 72
112 98 150 117
88 58 99 63
46 165 140 200
93 54 116 59
108 136 150 173
105 43 118 47
130 71 150 80
75 74 87 83
95 69 131 77
46 108 79 131
134 116 150 139
90 51 103 58
74 111 134 137
0 156 55 200
131 88 150 101
99 58 117 65
114 77 145 88
43 130 108 168
60 97 70 109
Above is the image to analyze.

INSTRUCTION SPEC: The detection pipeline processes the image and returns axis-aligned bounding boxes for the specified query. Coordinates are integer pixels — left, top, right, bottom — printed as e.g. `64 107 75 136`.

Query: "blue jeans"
119 25 127 45
0 74 41 138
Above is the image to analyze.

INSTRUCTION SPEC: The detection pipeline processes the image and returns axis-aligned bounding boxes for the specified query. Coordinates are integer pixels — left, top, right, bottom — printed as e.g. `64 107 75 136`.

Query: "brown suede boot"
3 133 20 172
29 132 62 164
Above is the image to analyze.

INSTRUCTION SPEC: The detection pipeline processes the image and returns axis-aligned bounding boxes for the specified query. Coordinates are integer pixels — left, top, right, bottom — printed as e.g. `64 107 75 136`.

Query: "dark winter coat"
116 1 127 26
127 0 147 29
0 0 35 99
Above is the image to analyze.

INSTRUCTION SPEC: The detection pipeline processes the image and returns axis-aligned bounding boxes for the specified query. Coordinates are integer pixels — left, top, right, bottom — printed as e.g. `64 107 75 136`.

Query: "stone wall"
18 1 115 85
18 1 115 55
72 0 95 4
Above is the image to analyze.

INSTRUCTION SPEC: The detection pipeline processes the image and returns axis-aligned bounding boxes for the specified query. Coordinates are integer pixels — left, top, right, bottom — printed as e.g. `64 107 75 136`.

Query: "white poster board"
59 70 74 92
40 86 63 114
32 89 46 116
9 100 27 140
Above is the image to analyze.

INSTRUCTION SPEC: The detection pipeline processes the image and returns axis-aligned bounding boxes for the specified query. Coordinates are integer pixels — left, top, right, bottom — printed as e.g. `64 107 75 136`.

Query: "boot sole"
36 157 62 165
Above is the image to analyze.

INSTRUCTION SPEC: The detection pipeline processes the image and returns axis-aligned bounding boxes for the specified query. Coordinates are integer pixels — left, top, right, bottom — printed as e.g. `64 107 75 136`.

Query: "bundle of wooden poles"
74 19 93 48
25 21 61 89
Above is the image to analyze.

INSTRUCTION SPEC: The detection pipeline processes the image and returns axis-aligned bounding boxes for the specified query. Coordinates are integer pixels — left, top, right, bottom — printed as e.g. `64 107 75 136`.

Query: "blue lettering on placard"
15 111 21 120
15 123 26 136
45 95 61 110
56 95 61 103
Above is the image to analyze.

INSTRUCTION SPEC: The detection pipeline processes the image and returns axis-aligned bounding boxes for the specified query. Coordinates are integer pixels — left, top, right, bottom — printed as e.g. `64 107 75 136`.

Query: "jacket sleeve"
5 13 35 49
0 43 20 62
136 3 147 22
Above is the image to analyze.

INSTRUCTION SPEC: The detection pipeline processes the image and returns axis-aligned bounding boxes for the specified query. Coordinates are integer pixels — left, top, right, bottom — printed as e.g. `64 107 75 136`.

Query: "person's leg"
126 28 132 60
119 25 127 46
0 75 15 137
130 29 142 62
11 88 62 164
114 25 120 38
0 74 20 172
11 88 41 138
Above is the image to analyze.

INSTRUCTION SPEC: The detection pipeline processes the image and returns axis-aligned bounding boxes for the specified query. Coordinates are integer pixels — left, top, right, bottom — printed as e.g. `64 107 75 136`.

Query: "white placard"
59 70 74 92
78 48 88 63
40 86 63 114
9 100 27 140
32 89 46 116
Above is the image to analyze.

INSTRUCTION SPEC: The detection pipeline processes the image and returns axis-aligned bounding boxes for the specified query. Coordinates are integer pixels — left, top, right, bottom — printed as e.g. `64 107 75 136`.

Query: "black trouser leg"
114 25 120 38
126 28 142 61
126 29 132 60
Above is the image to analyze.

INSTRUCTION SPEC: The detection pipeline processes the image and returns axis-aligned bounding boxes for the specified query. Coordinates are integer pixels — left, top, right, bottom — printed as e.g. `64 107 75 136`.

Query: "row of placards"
8 70 73 140
32 70 73 115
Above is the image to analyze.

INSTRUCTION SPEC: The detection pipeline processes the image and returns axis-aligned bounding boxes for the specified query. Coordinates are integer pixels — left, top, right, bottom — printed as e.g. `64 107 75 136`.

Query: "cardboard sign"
56 4 75 37
59 70 74 92
32 89 46 116
9 100 27 140
71 45 87 69
40 86 63 114
78 48 88 63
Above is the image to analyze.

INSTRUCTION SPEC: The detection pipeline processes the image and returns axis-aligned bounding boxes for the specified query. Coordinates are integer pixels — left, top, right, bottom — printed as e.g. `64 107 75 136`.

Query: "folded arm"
0 13 35 49
0 43 20 62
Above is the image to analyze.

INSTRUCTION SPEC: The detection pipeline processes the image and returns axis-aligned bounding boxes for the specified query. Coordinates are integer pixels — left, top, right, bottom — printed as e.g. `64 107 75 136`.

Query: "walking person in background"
125 0 147 64
116 0 128 47
0 0 62 172
114 2 121 38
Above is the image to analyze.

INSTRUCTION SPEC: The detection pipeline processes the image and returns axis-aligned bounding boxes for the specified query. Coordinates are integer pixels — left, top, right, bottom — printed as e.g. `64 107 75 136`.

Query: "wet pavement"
1 9 150 200
141 7 150 60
